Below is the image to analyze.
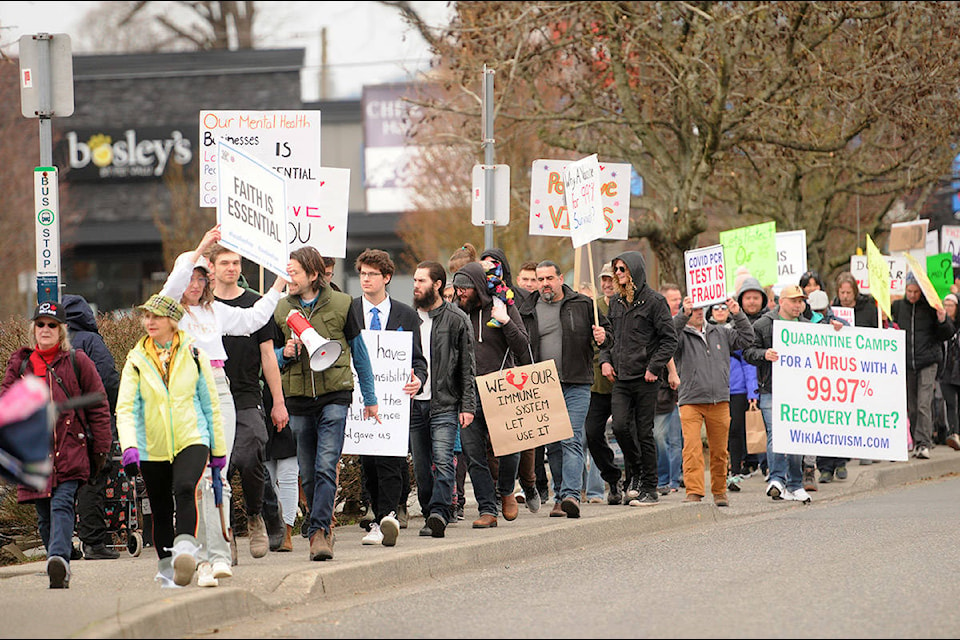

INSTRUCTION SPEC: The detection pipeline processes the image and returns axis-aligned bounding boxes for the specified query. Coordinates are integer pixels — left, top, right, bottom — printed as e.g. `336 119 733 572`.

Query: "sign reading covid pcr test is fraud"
772 321 906 461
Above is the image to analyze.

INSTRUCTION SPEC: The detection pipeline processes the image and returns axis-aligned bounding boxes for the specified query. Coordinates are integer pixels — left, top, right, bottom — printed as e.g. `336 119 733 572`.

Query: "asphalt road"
189 474 960 639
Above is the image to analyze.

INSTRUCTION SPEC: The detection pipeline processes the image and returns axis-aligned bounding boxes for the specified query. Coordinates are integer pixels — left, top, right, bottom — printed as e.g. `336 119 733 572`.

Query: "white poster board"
684 244 726 308
941 225 960 267
343 330 412 457
775 230 807 296
563 154 606 248
529 159 630 240
216 140 288 279
850 254 907 296
287 167 350 259
832 306 855 326
772 321 907 461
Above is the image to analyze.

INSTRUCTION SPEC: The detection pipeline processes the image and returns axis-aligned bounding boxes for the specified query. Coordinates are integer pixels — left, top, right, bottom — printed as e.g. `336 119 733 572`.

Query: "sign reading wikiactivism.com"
771 321 907 461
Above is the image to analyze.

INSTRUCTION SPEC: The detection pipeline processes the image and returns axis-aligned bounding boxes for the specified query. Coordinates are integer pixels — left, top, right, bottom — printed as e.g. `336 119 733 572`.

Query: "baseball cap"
808 290 829 311
177 251 212 275
32 301 66 324
138 294 185 322
600 262 614 279
779 284 807 300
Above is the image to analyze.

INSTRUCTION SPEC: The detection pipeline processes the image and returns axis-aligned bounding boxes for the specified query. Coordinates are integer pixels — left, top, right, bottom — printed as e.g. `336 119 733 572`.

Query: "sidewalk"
2 448 958 639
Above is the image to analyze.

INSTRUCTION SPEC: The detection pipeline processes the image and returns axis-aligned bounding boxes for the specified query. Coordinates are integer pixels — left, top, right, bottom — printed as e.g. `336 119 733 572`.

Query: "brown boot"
278 525 293 552
550 501 565 517
501 493 519 521
309 529 333 561
472 514 497 529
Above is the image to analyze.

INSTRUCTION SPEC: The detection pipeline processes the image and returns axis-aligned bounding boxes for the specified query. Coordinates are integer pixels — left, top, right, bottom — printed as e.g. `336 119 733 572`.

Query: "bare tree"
387 1 960 285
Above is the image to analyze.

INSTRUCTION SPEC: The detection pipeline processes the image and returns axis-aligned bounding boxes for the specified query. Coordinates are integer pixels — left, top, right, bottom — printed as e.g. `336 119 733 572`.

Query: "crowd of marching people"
6 226 959 589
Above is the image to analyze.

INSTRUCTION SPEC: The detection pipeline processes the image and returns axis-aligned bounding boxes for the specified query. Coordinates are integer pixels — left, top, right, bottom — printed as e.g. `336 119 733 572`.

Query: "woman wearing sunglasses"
1 301 112 589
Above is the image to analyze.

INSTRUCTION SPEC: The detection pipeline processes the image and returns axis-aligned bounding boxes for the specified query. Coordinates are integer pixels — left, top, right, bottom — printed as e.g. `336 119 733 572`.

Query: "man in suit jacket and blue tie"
351 249 428 547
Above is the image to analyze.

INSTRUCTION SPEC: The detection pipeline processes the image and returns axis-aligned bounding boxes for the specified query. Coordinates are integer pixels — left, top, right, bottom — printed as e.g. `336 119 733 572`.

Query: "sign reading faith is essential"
775 230 807 294
216 140 288 280
343 330 412 457
529 159 630 240
720 221 778 291
772 321 907 461
684 244 726 308
287 167 350 259
477 360 574 457
563 154 607 248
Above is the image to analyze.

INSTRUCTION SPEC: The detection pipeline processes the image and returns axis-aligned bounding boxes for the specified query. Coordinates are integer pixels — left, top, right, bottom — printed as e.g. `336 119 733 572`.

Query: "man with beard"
517 261 610 518
599 252 678 507
451 261 532 528
408 261 477 538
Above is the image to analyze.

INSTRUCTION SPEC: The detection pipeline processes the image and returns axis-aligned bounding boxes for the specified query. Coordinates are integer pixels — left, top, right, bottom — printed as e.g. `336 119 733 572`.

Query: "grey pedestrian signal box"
19 33 74 118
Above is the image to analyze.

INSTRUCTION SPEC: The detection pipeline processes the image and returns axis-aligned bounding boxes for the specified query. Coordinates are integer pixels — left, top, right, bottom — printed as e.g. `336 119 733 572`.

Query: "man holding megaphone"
273 246 379 562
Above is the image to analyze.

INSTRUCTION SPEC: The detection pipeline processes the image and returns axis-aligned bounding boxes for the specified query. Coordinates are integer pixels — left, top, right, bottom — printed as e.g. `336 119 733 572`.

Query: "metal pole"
36 34 54 167
482 65 495 250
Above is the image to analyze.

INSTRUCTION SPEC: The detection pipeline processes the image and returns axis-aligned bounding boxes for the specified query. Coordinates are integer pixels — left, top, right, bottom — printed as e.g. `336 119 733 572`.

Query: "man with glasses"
351 249 427 547
600 253 678 506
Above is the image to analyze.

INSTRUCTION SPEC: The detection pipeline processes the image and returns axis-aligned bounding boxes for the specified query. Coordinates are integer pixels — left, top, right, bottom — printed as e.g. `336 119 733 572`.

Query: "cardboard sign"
772 321 907 461
563 154 607 248
888 219 928 252
216 140 288 280
720 221 777 291
477 360 573 456
684 244 726 308
343 330 412 457
529 159 630 240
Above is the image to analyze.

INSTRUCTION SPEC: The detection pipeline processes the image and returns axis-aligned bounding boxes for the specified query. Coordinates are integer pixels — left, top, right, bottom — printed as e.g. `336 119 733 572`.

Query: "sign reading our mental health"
720 221 777 292
477 360 574 456
563 154 606 248
216 140 288 279
529 159 630 241
772 321 907 461
684 244 726 308
343 330 412 457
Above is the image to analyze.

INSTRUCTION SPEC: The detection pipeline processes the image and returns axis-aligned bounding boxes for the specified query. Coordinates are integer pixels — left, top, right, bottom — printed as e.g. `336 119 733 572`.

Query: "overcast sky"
0 1 453 101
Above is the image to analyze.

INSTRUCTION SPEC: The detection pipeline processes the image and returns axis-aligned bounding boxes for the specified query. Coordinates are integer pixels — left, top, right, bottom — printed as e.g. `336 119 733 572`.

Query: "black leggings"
140 444 208 559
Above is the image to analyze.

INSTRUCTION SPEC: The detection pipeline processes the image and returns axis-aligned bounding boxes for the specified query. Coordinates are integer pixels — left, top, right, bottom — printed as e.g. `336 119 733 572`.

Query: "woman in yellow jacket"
116 294 225 588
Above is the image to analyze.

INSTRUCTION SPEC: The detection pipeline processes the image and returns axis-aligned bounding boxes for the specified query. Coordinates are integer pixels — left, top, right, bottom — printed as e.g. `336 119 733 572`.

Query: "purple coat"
2 347 113 503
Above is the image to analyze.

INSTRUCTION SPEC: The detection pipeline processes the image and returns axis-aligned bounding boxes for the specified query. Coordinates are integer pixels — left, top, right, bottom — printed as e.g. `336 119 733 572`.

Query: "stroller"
97 441 144 557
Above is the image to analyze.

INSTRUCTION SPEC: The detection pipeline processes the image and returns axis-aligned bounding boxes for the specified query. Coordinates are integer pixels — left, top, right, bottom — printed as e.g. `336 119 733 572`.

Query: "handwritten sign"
775 230 807 295
216 140 288 280
287 167 350 259
529 159 630 240
477 360 573 456
832 306 855 326
343 330 411 457
563 154 606 248
927 252 955 302
720 221 777 291
941 225 960 267
772 321 907 461
684 244 726 308
866 235 891 320
904 253 944 312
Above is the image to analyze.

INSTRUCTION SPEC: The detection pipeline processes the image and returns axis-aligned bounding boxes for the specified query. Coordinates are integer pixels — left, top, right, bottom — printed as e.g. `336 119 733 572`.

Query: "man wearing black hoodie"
599 252 678 506
62 294 121 560
451 261 532 528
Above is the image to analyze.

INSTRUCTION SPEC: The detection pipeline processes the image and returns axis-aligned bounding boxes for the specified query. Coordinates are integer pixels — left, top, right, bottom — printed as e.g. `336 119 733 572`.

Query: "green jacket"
274 289 355 398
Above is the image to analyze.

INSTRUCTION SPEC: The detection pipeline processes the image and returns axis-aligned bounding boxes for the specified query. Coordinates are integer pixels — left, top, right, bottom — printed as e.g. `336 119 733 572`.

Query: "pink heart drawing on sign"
535 213 541 218
600 165 605 170
328 225 335 231
539 224 544 230
535 199 540 204
320 181 325 187
616 219 622 223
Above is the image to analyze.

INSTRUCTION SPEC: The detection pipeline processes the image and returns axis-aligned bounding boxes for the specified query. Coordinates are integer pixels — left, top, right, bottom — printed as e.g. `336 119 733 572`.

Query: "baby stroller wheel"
127 531 143 557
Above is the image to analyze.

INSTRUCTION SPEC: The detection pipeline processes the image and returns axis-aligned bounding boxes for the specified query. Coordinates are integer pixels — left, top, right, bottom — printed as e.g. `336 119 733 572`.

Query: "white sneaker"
154 571 181 589
165 537 200 587
361 523 383 545
784 487 812 503
196 562 218 588
212 560 233 579
915 446 931 459
766 479 784 500
380 512 400 547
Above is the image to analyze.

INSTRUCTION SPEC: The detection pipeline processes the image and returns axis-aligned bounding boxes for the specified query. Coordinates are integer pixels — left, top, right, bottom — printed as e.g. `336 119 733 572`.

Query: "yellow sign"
866 235 891 319
903 252 944 312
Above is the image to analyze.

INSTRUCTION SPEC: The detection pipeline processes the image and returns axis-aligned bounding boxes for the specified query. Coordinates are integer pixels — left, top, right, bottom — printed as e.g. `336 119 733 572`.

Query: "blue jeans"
289 403 349 537
654 406 683 488
546 384 590 502
408 400 457 524
36 479 79 563
459 391 520 517
759 393 802 491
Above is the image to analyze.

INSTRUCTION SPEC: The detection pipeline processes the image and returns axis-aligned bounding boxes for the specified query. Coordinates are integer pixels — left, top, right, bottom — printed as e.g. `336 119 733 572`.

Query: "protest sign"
832 306 854 326
850 254 869 293
926 252 954 303
343 330 412 457
216 140 288 279
772 321 907 461
529 159 630 241
775 230 807 295
287 167 350 258
720 221 777 291
941 225 960 267
684 244 726 308
563 155 606 248
904 252 944 312
866 235 891 320
477 360 573 456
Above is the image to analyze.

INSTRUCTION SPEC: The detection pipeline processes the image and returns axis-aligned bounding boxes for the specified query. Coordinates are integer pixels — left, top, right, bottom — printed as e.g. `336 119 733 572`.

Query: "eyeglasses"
614 266 628 273
712 304 728 311
35 320 59 329
359 271 383 279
